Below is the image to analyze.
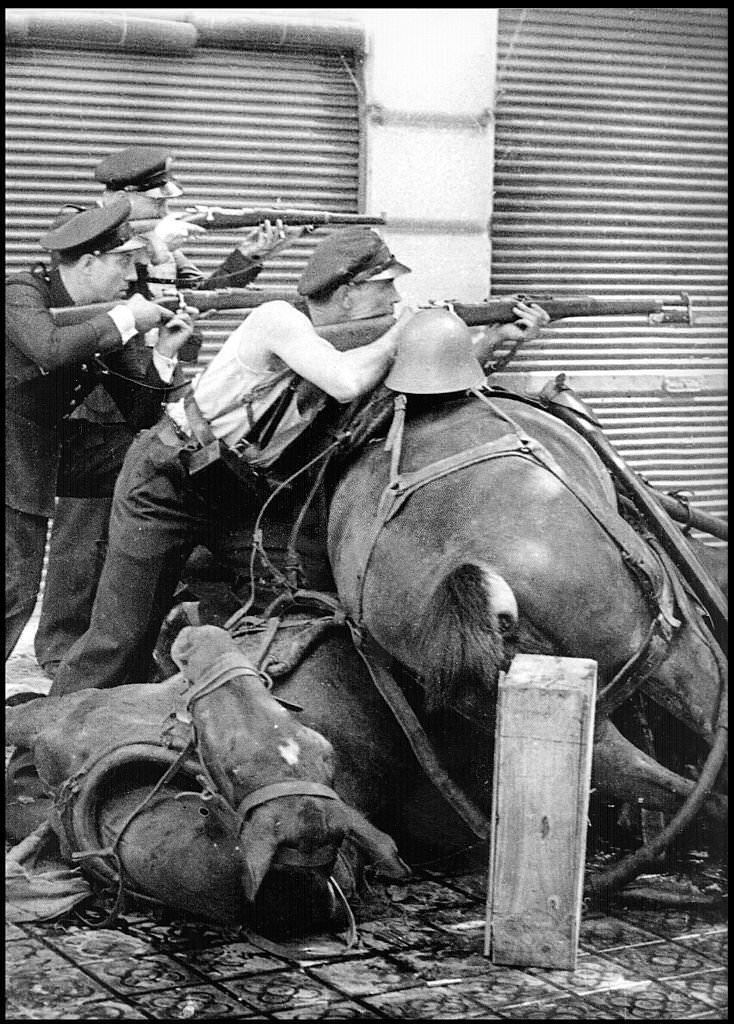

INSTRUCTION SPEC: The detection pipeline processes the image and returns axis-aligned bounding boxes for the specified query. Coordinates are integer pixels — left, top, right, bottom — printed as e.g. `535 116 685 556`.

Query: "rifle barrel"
184 207 385 229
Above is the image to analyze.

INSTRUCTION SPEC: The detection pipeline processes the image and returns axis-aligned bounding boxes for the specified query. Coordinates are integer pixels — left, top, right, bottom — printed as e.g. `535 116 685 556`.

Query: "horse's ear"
337 804 412 881
239 808 280 902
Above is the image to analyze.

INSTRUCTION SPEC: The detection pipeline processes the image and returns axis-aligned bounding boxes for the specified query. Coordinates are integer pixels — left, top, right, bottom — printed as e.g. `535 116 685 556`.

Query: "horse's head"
171 625 410 902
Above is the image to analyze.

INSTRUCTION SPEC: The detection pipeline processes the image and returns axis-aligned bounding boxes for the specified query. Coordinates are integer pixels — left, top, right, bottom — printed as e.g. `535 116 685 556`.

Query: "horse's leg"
593 716 726 821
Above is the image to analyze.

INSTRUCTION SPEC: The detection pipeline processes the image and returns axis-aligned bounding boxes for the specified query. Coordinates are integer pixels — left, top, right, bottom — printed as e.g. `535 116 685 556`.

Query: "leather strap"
236 780 341 819
184 391 217 447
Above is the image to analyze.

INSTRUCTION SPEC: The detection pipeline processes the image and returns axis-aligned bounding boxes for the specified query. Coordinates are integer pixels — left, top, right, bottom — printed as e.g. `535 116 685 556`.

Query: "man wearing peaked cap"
95 145 184 198
39 199 149 260
95 144 301 293
5 197 197 664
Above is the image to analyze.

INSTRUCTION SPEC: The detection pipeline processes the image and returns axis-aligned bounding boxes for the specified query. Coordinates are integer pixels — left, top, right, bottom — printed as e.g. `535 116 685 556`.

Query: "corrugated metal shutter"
491 7 727 543
5 43 361 367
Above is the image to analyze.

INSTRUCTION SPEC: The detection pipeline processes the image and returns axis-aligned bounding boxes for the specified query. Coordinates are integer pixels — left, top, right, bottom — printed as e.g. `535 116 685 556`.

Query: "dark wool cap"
297 226 410 298
39 197 146 259
94 145 183 197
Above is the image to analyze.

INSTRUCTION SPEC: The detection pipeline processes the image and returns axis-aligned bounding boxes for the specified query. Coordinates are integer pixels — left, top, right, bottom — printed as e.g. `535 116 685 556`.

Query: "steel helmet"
385 308 486 393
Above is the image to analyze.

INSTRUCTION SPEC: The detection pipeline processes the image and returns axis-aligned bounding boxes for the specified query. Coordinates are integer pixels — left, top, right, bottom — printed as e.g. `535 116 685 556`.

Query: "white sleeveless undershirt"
166 302 318 467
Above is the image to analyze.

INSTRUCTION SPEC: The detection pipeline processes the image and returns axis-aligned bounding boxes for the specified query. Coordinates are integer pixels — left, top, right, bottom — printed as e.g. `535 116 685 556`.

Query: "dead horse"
5 626 410 926
326 390 727 819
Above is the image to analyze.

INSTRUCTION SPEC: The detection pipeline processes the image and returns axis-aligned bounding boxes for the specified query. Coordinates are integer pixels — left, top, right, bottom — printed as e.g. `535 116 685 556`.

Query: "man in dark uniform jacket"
33 146 296 677
5 198 196 661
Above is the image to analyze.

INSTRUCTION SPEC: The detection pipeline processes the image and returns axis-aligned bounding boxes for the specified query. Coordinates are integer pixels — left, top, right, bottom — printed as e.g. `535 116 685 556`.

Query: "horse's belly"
328 456 649 675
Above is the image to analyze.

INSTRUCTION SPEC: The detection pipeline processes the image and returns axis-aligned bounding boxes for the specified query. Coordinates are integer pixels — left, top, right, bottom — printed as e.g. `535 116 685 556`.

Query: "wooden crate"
485 653 597 970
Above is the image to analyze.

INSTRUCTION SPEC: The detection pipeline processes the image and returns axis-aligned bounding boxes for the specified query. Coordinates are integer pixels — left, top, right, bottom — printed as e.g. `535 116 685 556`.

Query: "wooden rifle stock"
448 294 692 327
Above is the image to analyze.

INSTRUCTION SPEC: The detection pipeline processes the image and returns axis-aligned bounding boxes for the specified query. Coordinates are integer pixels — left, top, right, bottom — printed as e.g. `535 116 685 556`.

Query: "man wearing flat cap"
51 227 413 694
52 224 549 696
5 198 197 662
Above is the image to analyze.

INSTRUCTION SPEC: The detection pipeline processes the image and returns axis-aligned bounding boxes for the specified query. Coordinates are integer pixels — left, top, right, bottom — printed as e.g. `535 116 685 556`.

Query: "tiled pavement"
6 612 728 1020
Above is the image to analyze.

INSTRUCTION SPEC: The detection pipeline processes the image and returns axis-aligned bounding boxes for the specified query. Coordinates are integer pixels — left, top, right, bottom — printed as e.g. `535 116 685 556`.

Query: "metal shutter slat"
6 43 361 373
493 7 727 527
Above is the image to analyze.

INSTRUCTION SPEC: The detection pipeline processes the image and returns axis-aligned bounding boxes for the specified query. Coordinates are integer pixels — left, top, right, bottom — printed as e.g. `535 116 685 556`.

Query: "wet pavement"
6 611 728 1020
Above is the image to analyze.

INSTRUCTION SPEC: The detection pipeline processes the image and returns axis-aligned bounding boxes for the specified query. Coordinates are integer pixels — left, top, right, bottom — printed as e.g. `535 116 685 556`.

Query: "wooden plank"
485 653 597 970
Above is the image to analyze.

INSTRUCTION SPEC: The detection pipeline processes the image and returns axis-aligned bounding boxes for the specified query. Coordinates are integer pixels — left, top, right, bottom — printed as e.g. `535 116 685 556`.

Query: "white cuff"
106 305 137 344
153 349 177 383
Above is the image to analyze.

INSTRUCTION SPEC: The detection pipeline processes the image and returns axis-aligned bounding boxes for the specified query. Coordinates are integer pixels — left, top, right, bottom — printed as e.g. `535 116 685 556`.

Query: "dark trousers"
51 422 263 695
34 497 112 674
33 422 135 675
5 507 47 660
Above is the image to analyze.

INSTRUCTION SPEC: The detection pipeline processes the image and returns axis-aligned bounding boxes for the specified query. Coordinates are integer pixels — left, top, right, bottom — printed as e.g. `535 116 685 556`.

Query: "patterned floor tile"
389 944 500 983
80 951 209 994
611 905 727 940
126 917 239 951
131 983 261 1018
672 929 728 965
40 923 159 962
421 869 488 901
597 938 718 979
6 997 150 1019
584 979 719 1018
660 967 728 1010
6 963 112 1008
271 999 386 1019
363 982 495 1019
308 954 424 998
421 906 487 939
439 966 563 1009
356 915 449 951
489 994 625 1019
6 938 72 972
381 879 475 914
220 968 345 1012
175 940 291 978
525 953 647 996
578 914 663 952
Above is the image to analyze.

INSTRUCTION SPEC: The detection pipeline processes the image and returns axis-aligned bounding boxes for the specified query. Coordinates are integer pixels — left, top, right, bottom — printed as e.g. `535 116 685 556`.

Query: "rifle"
50 288 307 328
182 206 385 231
440 293 693 327
50 289 693 333
49 287 396 354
